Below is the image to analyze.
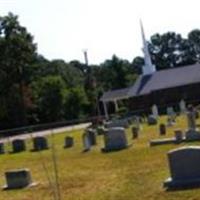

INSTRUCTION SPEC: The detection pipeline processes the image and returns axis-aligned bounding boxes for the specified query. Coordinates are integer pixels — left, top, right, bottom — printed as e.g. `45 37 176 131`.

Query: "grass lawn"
0 115 200 200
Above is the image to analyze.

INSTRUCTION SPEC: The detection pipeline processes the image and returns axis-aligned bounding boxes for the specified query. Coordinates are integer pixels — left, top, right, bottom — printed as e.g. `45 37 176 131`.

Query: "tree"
32 76 65 123
188 29 200 62
99 55 135 90
0 12 36 128
149 32 196 70
64 86 89 120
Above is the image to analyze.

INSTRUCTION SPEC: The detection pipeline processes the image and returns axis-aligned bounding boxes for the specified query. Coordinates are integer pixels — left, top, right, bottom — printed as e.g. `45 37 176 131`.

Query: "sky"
0 0 200 64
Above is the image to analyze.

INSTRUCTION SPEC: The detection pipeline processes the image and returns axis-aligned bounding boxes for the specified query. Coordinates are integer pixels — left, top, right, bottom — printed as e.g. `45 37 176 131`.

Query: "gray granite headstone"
64 136 74 148
82 132 91 152
174 129 183 143
167 107 175 117
3 169 37 189
102 127 128 152
32 137 48 151
0 143 5 154
147 115 157 125
12 139 26 153
87 129 97 145
164 146 200 189
187 110 196 131
185 130 200 141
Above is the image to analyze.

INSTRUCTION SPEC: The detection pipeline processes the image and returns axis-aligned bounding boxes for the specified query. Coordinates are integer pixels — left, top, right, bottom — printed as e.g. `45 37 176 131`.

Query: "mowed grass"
0 115 200 200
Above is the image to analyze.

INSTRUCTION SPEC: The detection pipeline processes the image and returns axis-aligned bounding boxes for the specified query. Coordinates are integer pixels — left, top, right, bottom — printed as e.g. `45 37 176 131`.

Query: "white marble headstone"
179 99 186 114
152 104 158 119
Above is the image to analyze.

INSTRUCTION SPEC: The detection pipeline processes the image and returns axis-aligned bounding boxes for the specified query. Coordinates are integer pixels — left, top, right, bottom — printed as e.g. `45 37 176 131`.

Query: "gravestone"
147 115 157 125
134 116 142 131
87 129 97 145
3 169 37 189
167 107 175 117
132 126 139 139
102 127 128 152
64 136 74 148
82 132 91 152
12 139 26 153
179 99 186 114
185 105 200 141
159 124 166 135
0 143 5 154
174 129 183 143
32 137 48 151
164 146 200 189
152 104 158 119
187 106 196 131
185 130 200 141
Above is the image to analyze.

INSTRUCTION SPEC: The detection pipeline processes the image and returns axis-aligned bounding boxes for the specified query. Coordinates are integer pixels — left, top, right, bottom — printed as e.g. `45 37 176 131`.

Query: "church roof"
128 63 200 97
100 63 200 102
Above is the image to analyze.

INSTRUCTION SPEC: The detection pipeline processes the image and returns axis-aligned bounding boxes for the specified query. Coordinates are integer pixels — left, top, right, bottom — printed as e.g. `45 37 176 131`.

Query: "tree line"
1 12 200 129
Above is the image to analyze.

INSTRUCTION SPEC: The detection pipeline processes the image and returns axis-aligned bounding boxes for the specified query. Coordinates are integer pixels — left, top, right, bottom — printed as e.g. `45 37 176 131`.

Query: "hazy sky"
0 0 200 64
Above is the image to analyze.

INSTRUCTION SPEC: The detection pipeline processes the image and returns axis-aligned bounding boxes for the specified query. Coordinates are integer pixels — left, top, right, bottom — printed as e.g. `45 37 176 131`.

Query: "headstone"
174 129 183 143
159 124 166 135
167 107 175 117
185 105 200 141
152 104 158 119
3 169 37 189
12 139 26 153
87 129 97 145
132 126 139 139
82 132 91 152
147 115 157 125
64 136 74 148
134 116 142 130
0 143 5 154
32 137 48 151
179 99 186 114
102 127 128 152
185 130 200 141
187 106 196 131
164 146 200 189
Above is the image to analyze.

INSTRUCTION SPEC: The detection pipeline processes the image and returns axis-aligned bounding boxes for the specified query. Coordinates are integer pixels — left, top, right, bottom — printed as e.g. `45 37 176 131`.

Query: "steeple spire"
140 20 156 75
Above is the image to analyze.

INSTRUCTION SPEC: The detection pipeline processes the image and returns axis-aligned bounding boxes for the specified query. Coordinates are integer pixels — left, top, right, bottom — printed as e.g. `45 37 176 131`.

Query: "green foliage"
2 12 200 129
32 76 65 122
149 32 196 70
64 86 89 120
0 12 36 128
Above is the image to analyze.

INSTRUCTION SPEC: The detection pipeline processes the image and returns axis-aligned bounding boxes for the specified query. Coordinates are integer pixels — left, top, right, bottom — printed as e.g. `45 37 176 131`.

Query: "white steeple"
140 20 156 75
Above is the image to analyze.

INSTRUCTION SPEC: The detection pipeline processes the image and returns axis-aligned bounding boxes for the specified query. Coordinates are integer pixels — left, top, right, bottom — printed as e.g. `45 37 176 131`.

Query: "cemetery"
1 6 200 200
0 108 200 200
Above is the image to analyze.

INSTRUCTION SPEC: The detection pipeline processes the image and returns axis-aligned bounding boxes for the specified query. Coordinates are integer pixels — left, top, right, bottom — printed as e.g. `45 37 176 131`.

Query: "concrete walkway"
0 122 91 143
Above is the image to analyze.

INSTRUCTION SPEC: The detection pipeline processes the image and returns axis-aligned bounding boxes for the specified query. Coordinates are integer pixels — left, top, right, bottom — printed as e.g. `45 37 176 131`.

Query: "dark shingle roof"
100 63 200 102
128 63 200 96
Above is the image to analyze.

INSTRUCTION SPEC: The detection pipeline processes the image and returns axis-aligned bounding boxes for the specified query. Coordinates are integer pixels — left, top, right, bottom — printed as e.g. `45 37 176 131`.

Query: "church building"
100 22 200 118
